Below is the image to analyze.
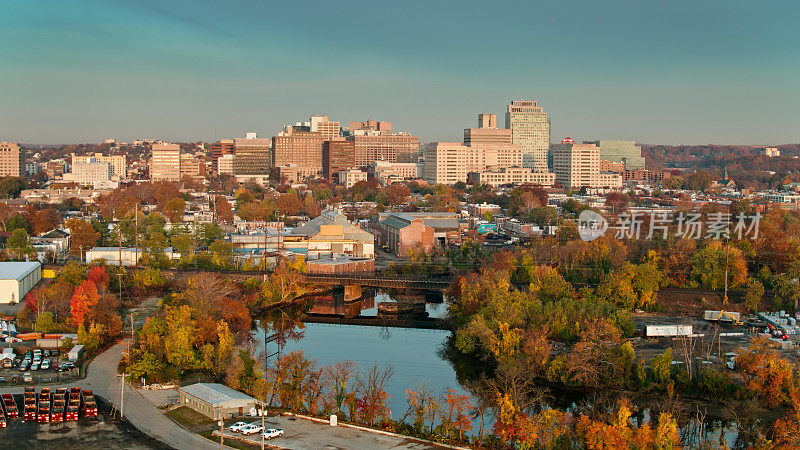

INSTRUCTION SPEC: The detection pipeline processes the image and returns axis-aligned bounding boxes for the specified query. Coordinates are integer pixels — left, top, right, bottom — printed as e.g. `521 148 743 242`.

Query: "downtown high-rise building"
323 139 356 183
550 138 621 189
150 143 181 182
309 115 340 140
233 135 271 175
272 128 325 179
505 100 550 172
0 142 22 177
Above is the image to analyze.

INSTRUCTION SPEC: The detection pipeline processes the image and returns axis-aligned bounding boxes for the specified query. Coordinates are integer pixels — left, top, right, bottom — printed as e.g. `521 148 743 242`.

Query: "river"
253 289 742 446
254 291 465 423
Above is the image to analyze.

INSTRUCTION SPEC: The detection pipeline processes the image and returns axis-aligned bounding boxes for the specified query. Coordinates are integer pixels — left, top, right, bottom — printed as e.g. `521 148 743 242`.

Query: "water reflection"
305 287 447 320
254 289 747 445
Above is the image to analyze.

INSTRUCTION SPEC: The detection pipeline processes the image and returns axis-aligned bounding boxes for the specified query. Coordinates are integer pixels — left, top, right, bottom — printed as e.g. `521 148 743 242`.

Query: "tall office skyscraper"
505 100 550 172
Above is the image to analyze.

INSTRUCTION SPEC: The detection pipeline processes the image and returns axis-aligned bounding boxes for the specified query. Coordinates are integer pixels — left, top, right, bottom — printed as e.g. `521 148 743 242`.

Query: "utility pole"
218 406 224 450
261 399 265 450
120 369 125 419
120 312 134 419
134 208 139 267
118 227 123 299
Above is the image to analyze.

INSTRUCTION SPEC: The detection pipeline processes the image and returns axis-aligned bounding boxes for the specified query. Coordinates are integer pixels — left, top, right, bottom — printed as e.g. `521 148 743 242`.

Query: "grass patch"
166 406 214 430
198 430 261 450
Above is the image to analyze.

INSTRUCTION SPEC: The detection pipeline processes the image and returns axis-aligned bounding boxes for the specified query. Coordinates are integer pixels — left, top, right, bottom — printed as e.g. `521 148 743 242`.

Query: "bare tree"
463 377 494 440
355 364 394 425
321 360 358 417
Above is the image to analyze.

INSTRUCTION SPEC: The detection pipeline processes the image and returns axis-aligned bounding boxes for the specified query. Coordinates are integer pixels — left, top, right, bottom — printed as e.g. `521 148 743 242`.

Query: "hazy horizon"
2 0 798 145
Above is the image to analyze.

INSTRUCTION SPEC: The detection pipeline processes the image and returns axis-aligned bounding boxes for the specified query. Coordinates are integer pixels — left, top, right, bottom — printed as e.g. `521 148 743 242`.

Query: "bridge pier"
342 284 362 302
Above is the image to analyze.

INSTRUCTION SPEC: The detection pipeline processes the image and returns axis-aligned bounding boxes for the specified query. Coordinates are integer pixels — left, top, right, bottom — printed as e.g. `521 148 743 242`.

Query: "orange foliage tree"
70 279 100 327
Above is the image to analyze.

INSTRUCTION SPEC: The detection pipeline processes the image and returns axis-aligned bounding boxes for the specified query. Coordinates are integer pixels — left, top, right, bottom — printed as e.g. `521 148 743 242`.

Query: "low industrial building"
0 262 42 304
84 247 181 266
379 213 436 256
306 256 375 274
377 212 461 255
178 383 257 419
290 209 375 259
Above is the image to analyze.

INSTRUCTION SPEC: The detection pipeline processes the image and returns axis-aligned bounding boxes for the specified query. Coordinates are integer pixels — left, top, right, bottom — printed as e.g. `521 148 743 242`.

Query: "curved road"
1 340 225 450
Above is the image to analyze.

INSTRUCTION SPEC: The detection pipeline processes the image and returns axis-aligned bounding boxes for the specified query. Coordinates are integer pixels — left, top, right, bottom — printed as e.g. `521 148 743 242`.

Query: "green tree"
142 232 170 268
743 278 765 313
208 240 234 269
0 177 26 198
650 348 672 385
7 228 36 260
163 305 199 375
5 213 29 233
35 312 58 333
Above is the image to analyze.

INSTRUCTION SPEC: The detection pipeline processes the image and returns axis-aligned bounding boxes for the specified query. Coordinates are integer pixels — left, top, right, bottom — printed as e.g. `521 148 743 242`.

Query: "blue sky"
1 0 798 145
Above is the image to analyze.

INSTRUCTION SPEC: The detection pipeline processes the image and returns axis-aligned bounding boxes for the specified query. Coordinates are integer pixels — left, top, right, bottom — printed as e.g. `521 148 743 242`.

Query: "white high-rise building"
423 142 522 185
505 100 550 172
550 138 622 189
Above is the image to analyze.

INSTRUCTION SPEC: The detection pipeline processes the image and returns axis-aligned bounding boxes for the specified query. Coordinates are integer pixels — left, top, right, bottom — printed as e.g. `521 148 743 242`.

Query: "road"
0 341 225 450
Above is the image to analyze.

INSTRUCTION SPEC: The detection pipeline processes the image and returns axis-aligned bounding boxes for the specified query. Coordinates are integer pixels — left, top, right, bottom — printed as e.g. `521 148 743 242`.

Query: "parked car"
23 372 32 383
11 375 20 383
41 359 50 370
240 424 264 436
228 421 248 432
19 361 29 371
43 350 50 357
57 362 75 372
30 363 39 371
262 428 284 439
51 349 60 356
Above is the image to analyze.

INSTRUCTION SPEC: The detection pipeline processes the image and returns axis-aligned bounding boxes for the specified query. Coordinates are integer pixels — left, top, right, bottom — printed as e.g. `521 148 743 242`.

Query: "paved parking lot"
0 351 80 385
221 415 449 450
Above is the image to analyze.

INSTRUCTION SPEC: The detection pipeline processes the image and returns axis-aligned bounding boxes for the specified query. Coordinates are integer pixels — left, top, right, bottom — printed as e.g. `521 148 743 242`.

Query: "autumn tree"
163 197 186 223
66 218 100 256
355 364 394 426
321 360 358 418
386 184 411 205
689 240 747 290
214 195 234 225
70 279 101 327
443 389 473 440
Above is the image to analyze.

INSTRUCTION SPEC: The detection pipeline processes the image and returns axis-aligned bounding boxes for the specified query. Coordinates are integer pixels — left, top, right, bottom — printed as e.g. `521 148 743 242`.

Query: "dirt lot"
632 312 800 366
0 395 171 449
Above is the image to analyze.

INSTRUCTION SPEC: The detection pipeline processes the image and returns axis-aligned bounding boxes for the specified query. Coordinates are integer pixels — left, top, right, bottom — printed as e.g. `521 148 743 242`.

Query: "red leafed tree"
86 266 109 289
444 389 474 439
70 280 100 327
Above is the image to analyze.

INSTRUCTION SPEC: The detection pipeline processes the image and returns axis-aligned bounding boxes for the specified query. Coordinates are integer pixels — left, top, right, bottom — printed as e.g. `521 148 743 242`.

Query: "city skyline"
1 0 799 145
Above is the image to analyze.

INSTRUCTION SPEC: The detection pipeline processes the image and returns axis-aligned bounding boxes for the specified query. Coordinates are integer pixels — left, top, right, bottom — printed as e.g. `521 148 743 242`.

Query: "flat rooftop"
179 383 254 405
0 262 41 281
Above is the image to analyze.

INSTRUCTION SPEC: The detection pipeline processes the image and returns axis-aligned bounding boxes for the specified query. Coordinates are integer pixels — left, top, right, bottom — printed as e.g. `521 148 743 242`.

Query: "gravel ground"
0 395 171 449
